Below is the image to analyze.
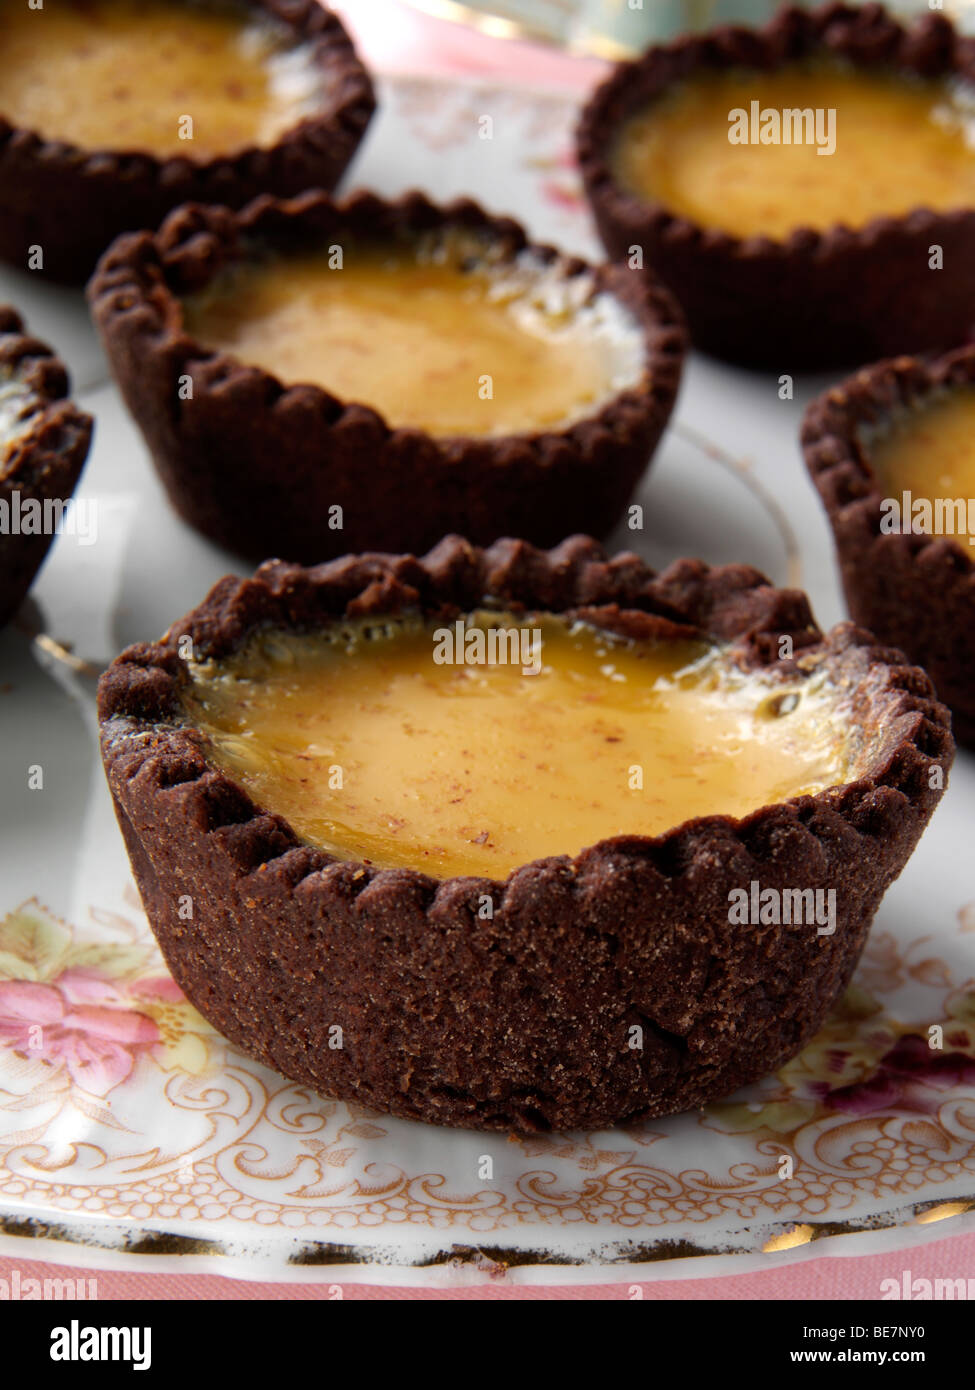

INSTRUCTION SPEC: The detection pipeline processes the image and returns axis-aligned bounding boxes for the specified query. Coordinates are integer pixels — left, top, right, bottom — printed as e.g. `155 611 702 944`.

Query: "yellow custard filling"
0 0 323 158
179 613 856 880
181 233 646 438
869 388 975 544
612 65 975 239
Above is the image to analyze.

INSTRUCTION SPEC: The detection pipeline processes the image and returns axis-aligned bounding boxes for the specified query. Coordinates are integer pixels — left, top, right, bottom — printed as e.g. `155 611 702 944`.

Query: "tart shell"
88 189 687 564
803 344 975 747
576 2 975 368
0 0 375 285
0 307 93 628
98 534 953 1133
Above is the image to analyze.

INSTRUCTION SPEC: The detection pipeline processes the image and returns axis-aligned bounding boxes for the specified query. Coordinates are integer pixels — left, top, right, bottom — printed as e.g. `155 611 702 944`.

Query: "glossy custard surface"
179 613 856 879
612 66 975 239
0 0 323 158
181 234 645 437
869 388 975 543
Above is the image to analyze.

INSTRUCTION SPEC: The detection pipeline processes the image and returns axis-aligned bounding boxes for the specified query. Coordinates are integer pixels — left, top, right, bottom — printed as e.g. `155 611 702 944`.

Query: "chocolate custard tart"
0 0 375 283
804 344 975 746
98 535 952 1133
89 190 686 564
0 307 93 627
577 3 975 366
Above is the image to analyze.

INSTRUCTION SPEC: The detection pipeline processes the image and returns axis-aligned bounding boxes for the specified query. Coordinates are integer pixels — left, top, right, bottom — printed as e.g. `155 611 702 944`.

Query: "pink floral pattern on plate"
1 897 973 1260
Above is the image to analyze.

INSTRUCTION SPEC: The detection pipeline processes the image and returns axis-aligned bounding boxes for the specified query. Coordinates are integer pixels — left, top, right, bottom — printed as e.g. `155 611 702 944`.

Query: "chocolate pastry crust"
803 345 975 747
99 534 953 1133
0 0 375 284
0 307 93 628
576 2 975 367
88 190 686 564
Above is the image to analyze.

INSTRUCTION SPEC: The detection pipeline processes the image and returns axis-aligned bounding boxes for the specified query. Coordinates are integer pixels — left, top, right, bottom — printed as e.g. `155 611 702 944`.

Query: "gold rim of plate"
2 1197 972 1273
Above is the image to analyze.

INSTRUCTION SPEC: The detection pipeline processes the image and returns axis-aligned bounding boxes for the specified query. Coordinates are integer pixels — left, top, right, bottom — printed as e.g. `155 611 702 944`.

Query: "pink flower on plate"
817 1034 975 1118
129 975 186 1005
0 967 159 1097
